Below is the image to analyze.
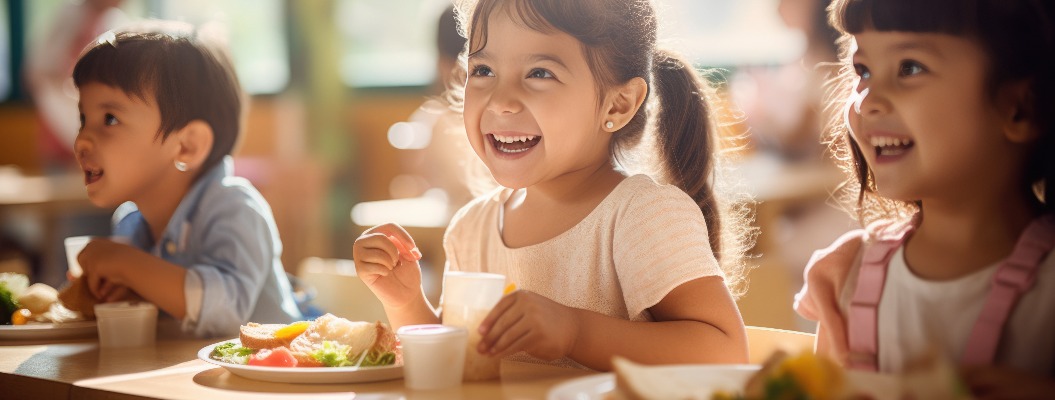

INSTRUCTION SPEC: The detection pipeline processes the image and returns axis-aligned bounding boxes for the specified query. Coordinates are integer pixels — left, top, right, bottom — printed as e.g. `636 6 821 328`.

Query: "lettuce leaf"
309 341 397 368
310 341 354 367
211 342 254 365
0 285 20 325
1 273 28 325
360 350 396 367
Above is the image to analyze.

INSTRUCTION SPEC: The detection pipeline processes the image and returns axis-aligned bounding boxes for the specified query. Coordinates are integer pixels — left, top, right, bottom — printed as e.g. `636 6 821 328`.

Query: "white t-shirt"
839 246 1055 374
443 174 724 368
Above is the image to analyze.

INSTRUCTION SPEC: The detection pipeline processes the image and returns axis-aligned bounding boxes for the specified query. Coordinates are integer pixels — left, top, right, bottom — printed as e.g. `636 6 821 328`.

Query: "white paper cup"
63 236 91 278
397 324 468 390
440 271 506 381
94 302 158 348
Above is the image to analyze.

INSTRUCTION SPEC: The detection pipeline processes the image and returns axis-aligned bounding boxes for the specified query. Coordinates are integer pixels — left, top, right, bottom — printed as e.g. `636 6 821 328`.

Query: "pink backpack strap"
962 215 1055 365
847 224 914 372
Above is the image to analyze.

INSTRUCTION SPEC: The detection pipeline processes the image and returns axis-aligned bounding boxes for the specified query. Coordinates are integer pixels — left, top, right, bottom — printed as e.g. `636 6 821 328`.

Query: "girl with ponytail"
352 0 751 370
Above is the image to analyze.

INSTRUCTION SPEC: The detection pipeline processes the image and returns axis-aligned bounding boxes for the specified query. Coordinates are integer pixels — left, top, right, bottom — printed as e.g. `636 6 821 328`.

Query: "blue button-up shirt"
113 156 301 337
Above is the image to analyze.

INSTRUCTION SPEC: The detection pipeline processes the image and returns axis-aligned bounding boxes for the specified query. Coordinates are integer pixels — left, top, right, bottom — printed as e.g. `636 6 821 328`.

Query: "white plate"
197 339 404 384
547 364 900 400
0 321 98 340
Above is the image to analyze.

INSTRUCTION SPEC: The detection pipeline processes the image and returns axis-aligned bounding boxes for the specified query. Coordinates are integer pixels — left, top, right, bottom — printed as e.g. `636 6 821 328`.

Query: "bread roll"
17 283 58 314
239 323 295 350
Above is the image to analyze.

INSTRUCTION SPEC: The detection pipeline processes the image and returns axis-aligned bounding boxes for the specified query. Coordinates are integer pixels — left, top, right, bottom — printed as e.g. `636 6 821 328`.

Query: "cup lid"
94 301 158 317
397 324 467 340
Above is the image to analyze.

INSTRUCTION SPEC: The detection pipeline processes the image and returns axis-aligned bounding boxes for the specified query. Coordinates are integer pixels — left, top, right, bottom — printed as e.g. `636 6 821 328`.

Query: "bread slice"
57 277 98 319
288 313 397 367
239 323 294 350
612 357 709 400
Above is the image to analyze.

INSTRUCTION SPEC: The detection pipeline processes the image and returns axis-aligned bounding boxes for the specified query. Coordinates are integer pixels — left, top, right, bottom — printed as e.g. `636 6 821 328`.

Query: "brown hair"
451 0 753 295
822 0 1055 227
73 22 245 174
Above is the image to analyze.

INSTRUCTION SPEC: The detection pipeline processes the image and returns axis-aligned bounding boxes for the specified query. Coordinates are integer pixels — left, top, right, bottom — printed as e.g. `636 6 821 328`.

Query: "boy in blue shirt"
71 22 301 337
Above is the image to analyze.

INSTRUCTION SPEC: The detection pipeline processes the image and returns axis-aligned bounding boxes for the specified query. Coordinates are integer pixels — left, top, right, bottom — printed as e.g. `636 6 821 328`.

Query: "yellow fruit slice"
780 352 843 400
273 321 310 342
504 283 517 295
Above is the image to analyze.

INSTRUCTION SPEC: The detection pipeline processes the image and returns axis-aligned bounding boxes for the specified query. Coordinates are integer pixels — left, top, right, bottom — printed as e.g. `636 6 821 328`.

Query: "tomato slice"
247 347 298 367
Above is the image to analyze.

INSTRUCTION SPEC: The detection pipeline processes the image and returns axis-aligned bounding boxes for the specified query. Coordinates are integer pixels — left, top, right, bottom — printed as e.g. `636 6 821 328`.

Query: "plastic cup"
64 236 92 278
94 302 158 348
64 236 130 278
440 271 506 381
397 324 468 390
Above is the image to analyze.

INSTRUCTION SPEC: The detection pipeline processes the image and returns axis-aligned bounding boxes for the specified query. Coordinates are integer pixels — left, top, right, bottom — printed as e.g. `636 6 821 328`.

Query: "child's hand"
477 290 579 361
962 365 1055 399
77 238 140 301
352 223 424 309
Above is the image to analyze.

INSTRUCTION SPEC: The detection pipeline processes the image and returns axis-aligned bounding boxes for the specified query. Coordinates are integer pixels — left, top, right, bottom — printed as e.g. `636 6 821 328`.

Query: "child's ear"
1000 80 1038 143
602 77 648 132
173 120 214 171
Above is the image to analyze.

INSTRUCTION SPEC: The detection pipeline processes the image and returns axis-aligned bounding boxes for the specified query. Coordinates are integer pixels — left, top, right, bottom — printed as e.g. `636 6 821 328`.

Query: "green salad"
210 342 254 365
0 273 28 325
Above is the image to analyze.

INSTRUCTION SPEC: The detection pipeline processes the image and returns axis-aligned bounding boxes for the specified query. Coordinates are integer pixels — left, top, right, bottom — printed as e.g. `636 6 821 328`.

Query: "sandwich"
288 313 398 367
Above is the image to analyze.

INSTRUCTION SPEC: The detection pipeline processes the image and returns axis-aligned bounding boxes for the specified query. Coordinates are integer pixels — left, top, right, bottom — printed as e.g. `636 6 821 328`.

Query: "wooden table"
0 334 596 400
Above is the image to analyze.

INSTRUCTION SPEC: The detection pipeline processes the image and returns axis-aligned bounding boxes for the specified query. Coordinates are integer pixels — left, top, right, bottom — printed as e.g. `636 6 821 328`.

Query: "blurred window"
155 0 289 94
336 0 450 88
335 0 798 88
660 0 804 68
23 0 288 95
0 0 9 101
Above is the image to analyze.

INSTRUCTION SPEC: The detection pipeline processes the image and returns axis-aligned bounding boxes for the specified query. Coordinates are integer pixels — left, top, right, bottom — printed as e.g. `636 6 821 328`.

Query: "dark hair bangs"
834 0 981 36
467 0 557 57
73 37 161 105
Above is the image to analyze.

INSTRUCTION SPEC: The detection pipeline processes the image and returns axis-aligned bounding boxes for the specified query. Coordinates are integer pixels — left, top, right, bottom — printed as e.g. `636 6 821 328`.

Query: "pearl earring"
174 161 188 172
605 121 614 129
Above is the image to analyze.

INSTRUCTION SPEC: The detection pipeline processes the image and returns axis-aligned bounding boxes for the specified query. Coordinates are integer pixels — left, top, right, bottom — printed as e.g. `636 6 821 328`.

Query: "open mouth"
84 168 104 185
870 136 914 158
488 133 541 154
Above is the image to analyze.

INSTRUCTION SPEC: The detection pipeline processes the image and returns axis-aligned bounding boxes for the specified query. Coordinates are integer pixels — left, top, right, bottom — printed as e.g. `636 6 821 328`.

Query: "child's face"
847 30 1017 203
462 10 611 189
74 82 180 208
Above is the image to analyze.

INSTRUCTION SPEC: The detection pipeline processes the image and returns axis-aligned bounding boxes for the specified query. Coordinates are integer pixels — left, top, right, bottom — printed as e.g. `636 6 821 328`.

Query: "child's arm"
77 239 187 318
352 223 439 329
478 275 747 370
794 229 867 366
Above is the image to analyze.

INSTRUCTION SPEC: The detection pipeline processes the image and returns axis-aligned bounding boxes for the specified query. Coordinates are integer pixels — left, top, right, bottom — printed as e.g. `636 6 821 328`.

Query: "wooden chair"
745 326 816 364
295 257 389 324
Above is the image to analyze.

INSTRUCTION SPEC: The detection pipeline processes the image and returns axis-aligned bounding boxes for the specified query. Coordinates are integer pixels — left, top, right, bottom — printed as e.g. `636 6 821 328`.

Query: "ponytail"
651 49 721 257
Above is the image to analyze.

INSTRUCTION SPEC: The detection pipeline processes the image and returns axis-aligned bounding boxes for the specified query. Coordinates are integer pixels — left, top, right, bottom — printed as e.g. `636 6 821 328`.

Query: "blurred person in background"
733 0 839 162
389 4 478 218
729 0 856 332
25 0 127 173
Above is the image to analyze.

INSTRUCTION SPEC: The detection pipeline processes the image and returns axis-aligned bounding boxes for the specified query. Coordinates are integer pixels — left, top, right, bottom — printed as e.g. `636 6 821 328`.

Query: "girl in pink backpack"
795 0 1055 397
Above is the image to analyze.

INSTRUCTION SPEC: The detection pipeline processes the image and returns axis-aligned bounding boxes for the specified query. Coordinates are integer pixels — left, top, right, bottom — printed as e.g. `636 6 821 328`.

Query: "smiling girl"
352 0 752 370
795 0 1055 396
